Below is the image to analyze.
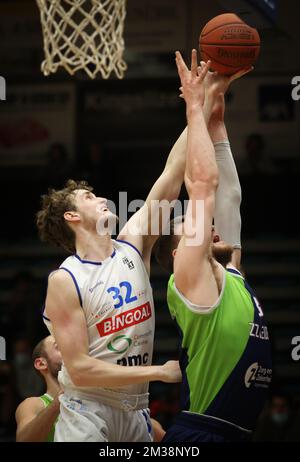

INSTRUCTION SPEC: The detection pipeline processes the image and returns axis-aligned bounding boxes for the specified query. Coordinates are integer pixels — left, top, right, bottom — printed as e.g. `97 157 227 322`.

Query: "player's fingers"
175 56 183 79
191 49 198 76
175 59 187 83
199 60 211 81
200 60 208 71
175 51 188 77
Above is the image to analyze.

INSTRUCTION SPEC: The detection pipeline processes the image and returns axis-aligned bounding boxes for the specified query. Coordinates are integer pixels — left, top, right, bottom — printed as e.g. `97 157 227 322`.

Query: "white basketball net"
36 0 127 79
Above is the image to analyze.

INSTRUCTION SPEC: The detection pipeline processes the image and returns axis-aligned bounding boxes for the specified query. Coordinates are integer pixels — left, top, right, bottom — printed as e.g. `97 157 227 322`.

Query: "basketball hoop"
36 0 127 79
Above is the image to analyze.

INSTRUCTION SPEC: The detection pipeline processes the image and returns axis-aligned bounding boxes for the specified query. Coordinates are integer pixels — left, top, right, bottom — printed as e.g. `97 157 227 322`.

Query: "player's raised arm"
118 70 219 275
117 125 187 275
173 50 221 306
205 67 252 270
45 270 181 388
209 94 242 269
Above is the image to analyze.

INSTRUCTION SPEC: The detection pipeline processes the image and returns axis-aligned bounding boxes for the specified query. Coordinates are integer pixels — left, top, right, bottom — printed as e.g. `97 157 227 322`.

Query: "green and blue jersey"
167 267 272 430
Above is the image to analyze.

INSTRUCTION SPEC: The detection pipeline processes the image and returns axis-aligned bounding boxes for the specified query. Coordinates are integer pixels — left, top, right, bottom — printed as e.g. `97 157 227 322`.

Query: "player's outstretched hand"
161 360 182 383
200 64 253 122
175 49 210 107
179 63 252 101
204 63 253 98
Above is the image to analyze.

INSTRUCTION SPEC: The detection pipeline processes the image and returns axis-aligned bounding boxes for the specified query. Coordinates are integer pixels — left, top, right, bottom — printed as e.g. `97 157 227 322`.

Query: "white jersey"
43 239 155 399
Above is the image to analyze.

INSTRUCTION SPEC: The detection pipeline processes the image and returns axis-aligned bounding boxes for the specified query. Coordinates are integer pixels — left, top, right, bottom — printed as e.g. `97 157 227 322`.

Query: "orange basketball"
199 13 260 75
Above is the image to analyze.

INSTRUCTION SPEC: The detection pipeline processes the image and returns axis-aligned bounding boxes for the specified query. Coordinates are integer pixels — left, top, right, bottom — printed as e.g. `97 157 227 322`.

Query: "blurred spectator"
244 133 276 174
238 133 278 235
0 362 17 440
253 392 300 441
238 133 276 175
8 271 44 345
12 338 44 402
44 143 72 188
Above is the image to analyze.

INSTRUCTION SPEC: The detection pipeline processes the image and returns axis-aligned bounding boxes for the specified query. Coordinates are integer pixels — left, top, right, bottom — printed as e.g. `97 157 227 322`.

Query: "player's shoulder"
114 238 143 259
15 396 44 419
226 263 245 279
48 268 71 284
48 254 81 282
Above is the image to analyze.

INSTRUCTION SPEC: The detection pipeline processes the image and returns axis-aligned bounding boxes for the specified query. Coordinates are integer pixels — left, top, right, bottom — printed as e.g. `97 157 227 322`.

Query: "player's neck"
75 229 114 262
45 375 60 399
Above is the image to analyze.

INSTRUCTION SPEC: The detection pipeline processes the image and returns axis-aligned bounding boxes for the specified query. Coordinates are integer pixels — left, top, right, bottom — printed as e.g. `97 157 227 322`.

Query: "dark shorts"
162 412 252 443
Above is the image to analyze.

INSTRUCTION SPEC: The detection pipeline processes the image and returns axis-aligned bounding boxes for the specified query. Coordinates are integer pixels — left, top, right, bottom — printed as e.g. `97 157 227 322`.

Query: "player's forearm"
214 140 242 248
163 99 214 189
207 93 228 143
207 90 242 248
161 87 218 187
208 119 228 144
70 356 165 388
185 105 218 186
203 88 218 125
16 399 60 442
164 127 187 182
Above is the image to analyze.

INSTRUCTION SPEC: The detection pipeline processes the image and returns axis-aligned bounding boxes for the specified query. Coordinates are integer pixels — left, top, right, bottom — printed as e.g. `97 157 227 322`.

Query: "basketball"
199 13 260 75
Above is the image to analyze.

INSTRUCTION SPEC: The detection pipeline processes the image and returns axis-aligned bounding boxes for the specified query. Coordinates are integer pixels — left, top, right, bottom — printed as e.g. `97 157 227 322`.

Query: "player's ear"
64 211 80 223
34 357 47 372
172 249 177 259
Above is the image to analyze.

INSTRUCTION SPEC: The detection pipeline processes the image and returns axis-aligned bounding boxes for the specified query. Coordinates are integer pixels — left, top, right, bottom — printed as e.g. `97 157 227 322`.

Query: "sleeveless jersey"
43 240 155 398
39 393 55 442
167 266 272 430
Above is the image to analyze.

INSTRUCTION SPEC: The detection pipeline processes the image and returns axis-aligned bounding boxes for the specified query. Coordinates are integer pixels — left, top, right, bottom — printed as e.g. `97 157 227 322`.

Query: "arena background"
0 0 299 441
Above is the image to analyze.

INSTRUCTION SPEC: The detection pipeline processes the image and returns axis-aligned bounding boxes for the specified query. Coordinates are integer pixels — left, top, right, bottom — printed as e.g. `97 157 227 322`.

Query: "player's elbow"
68 366 86 387
69 370 83 387
66 358 88 387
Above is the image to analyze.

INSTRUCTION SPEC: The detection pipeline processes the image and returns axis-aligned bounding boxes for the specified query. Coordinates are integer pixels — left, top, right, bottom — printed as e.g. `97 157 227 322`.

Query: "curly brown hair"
36 179 93 254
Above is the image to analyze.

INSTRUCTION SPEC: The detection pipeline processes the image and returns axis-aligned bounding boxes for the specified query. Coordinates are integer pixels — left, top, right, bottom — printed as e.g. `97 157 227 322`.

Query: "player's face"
44 336 62 379
211 226 220 243
172 222 233 265
73 189 116 228
172 222 223 248
210 226 234 264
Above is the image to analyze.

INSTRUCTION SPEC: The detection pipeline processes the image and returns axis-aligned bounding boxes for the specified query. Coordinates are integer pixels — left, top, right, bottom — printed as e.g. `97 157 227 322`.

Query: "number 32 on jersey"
107 281 137 309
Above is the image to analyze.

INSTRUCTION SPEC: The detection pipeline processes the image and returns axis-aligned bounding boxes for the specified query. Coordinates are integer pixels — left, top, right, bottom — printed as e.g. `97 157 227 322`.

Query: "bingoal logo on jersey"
96 302 152 337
